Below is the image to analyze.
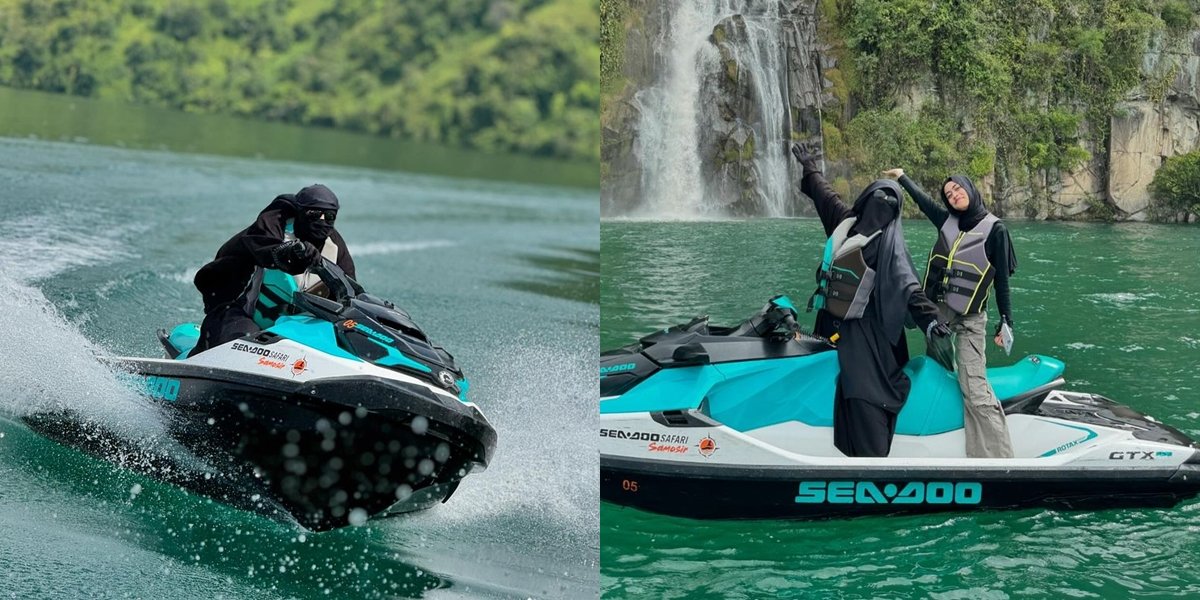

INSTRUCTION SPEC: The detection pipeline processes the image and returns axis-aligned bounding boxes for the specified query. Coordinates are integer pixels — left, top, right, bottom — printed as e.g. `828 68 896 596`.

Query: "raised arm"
237 203 320 274
883 169 949 228
239 202 293 267
793 144 852 236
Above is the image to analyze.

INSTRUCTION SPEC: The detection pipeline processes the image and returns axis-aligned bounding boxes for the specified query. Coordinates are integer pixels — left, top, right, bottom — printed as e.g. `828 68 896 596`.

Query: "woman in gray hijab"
884 167 1018 459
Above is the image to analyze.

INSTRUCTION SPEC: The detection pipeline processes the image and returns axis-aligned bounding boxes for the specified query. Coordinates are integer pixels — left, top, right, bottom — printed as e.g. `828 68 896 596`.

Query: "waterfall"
632 1 717 218
632 0 802 218
721 0 791 217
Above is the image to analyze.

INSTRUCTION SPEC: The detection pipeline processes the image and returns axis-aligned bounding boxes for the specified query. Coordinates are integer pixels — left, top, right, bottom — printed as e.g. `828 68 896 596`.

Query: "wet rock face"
1019 29 1200 222
601 0 666 215
703 1 825 216
1103 30 1200 222
702 14 763 215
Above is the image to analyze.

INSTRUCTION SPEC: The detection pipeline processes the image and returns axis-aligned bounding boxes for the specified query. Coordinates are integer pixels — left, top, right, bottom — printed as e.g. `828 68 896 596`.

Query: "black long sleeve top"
898 175 1013 327
801 171 941 334
193 197 356 313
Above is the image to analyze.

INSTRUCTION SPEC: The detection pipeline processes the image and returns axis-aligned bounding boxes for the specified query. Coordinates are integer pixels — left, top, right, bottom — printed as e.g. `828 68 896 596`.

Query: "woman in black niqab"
793 145 944 457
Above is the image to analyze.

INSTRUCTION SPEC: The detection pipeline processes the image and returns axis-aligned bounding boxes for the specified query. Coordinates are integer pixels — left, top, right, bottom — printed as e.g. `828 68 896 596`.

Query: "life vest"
923 213 998 315
808 217 879 321
248 220 340 328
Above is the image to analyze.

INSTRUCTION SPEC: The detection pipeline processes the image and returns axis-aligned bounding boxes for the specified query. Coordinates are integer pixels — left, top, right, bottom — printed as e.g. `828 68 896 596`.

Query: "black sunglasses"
303 209 337 222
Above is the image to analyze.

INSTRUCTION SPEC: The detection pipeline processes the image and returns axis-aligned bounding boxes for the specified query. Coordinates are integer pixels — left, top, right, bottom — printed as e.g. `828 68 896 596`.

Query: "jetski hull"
601 457 1200 520
28 358 496 531
601 391 1200 520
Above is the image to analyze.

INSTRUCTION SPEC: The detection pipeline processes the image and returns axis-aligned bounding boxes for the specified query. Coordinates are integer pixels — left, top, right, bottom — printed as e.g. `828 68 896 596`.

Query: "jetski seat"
697 354 1065 436
254 269 302 329
158 323 201 360
896 355 1065 435
159 269 301 360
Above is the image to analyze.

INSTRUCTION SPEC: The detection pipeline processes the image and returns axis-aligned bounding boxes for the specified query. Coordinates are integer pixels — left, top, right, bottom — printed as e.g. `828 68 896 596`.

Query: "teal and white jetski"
28 259 496 531
599 296 1200 519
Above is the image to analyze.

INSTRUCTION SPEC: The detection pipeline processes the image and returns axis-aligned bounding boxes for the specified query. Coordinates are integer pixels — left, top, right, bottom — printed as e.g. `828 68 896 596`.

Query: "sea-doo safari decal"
600 429 689 444
231 342 290 362
697 435 719 458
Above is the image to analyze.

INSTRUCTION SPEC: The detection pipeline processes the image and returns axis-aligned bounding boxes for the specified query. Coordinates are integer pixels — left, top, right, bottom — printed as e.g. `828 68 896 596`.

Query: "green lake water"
0 88 598 599
601 218 1200 599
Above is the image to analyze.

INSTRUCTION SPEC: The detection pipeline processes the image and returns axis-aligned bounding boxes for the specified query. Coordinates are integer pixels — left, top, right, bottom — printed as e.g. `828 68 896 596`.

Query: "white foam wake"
351 240 457 256
0 210 171 449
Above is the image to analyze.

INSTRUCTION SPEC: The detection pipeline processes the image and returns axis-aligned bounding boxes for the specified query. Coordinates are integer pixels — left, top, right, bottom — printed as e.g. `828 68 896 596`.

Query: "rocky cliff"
993 28 1200 222
1104 30 1200 221
602 1 1200 222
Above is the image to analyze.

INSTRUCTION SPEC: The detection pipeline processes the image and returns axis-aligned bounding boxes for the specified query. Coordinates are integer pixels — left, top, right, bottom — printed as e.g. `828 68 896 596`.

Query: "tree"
1148 151 1200 221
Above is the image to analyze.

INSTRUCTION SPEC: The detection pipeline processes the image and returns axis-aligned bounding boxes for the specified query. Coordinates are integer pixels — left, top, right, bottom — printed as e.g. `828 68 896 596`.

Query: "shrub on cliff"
843 109 992 186
1160 0 1193 30
1148 150 1200 221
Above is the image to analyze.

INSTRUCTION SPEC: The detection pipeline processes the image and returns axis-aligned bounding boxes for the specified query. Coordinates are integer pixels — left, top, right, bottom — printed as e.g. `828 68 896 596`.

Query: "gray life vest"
808 217 879 321
923 213 998 315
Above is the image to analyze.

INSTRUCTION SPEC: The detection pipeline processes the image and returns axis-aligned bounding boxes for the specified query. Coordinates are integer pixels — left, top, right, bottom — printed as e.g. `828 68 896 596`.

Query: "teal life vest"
808 217 879 321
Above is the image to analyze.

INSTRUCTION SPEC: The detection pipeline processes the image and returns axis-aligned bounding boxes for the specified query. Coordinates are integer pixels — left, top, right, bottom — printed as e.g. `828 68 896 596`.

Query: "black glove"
790 142 822 176
926 321 951 339
272 239 321 275
995 315 1013 336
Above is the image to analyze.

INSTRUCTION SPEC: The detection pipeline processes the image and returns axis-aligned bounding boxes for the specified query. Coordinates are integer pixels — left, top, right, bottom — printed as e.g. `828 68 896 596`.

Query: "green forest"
0 0 600 162
817 0 1194 216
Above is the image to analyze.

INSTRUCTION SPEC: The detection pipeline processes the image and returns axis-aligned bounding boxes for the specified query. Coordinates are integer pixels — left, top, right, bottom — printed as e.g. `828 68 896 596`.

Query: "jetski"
600 296 1200 519
26 259 496 531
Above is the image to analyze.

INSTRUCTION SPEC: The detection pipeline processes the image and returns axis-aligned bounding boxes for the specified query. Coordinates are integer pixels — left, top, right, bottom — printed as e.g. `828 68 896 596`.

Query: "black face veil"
293 184 340 245
851 181 900 237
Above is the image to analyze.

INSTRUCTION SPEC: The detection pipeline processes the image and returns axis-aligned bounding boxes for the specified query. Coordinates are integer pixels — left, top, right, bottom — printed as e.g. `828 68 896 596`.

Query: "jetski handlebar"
290 259 423 337
310 257 365 304
287 258 370 321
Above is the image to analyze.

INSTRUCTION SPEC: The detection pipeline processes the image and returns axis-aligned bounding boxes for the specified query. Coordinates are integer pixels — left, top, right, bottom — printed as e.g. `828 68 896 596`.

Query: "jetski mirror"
672 342 710 365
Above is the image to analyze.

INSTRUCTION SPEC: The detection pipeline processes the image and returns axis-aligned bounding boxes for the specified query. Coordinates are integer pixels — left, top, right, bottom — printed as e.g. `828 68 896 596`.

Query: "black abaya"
801 172 940 457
